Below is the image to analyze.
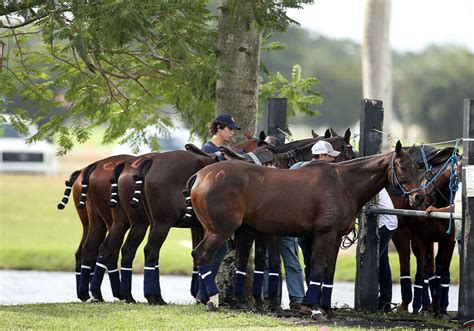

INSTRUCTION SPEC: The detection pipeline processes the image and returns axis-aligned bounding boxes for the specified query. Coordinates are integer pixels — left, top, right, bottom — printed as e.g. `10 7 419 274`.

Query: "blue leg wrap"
155 265 162 296
422 279 431 306
190 267 199 298
400 274 412 304
197 276 209 303
320 281 334 308
143 263 157 296
252 270 264 297
90 257 107 293
120 262 133 296
75 265 81 297
304 278 322 306
197 265 218 297
267 267 280 299
108 262 121 299
412 279 423 313
78 265 91 296
233 267 247 296
427 272 438 300
440 277 450 309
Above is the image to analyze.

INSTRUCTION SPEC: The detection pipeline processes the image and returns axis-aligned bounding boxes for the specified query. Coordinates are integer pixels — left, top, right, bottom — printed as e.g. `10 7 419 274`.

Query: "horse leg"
411 237 430 314
143 223 172 305
74 210 89 300
392 224 412 311
78 210 107 302
190 227 204 299
319 234 342 320
425 242 438 314
266 235 282 312
298 236 313 286
119 218 148 304
232 224 255 309
252 230 267 311
437 238 455 317
192 231 231 311
90 208 130 301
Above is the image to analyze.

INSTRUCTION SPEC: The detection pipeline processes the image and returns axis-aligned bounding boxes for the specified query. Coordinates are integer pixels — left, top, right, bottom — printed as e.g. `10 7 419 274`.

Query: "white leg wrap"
209 294 219 308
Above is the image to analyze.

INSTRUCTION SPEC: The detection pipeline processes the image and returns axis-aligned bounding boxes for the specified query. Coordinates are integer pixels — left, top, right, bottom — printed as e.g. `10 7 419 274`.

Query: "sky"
287 0 474 53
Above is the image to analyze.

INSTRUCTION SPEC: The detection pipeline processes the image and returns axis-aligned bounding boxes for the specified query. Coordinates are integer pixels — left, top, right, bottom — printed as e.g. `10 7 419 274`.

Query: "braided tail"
57 170 82 210
183 174 198 220
76 162 98 209
130 159 153 208
108 162 127 208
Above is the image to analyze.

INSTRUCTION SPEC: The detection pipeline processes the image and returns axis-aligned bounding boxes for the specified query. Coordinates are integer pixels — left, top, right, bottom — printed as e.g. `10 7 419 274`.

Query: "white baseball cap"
311 140 340 157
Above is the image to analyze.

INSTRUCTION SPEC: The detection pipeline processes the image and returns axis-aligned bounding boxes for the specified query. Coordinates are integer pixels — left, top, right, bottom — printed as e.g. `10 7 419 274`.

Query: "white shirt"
377 188 398 230
454 182 462 241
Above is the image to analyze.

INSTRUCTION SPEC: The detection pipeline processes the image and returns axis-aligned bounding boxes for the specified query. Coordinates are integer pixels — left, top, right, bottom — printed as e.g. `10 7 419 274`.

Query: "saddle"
185 143 217 159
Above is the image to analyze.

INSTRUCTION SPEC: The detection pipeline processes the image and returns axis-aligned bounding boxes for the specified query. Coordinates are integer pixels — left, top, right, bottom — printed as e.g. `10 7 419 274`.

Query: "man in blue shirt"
195 113 240 306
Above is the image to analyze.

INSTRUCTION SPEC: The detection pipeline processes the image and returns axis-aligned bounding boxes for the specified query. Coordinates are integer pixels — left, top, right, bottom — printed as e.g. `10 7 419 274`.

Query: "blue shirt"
202 141 225 161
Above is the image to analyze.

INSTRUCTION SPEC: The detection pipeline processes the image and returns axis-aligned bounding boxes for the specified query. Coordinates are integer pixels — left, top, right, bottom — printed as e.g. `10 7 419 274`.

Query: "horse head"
325 128 358 162
422 156 462 208
390 141 425 208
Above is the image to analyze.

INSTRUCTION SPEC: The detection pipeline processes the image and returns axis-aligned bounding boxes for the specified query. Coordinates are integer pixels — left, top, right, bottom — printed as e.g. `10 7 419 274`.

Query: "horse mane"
429 147 457 166
270 138 318 154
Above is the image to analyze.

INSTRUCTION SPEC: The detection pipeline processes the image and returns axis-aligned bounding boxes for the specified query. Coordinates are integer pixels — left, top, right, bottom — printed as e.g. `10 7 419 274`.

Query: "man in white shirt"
377 188 398 312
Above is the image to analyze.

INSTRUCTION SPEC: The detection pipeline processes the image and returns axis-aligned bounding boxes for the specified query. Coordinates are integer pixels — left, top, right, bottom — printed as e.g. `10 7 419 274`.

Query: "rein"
391 146 460 235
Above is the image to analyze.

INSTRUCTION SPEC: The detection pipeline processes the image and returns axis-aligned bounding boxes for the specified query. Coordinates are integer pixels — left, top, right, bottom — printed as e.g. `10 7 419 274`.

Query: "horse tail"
57 170 82 210
108 162 126 208
76 162 98 209
183 174 198 219
130 159 153 208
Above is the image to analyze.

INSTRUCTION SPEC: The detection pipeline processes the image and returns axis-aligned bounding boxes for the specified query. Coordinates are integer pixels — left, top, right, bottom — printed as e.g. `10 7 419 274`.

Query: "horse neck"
338 152 393 210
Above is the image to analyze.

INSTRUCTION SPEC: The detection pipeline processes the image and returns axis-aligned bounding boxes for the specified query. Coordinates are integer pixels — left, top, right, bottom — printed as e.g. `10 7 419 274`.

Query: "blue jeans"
379 225 395 309
281 237 305 304
298 236 312 285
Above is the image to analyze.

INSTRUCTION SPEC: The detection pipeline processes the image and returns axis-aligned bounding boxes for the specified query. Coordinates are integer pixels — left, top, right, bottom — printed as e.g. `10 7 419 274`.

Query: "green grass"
0 174 460 283
0 303 299 330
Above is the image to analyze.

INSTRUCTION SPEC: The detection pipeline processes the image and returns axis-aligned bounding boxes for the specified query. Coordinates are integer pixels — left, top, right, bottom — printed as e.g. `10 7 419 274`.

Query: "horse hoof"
206 301 218 312
311 308 328 321
87 296 102 303
90 291 104 302
78 291 90 302
122 294 136 304
145 295 158 305
156 296 167 306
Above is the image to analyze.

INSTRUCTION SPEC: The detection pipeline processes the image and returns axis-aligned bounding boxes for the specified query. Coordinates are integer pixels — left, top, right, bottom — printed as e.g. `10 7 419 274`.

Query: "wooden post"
354 99 384 312
263 98 287 145
459 98 474 327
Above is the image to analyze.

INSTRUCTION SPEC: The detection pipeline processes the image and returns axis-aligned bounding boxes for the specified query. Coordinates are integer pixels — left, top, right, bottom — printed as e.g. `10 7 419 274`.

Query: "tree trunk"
214 0 260 304
362 0 399 149
216 0 260 141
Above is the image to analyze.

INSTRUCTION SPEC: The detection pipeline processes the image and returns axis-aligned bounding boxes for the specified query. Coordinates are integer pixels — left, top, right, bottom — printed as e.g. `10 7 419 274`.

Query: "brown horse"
215 129 357 312
190 141 424 317
391 147 460 316
57 154 134 301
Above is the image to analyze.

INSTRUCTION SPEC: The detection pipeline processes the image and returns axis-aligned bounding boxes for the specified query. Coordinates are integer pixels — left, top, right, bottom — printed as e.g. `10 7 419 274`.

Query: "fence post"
459 98 474 327
354 99 384 312
263 98 287 145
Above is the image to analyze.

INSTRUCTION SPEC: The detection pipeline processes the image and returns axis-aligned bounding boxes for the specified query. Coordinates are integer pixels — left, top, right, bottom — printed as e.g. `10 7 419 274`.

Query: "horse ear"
311 129 319 138
243 131 253 140
324 129 331 138
259 130 266 141
395 141 402 154
330 128 338 137
344 128 351 144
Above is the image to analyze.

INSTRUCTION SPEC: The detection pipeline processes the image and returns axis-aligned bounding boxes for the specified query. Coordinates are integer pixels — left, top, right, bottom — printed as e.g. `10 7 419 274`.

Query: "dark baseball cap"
215 113 240 130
